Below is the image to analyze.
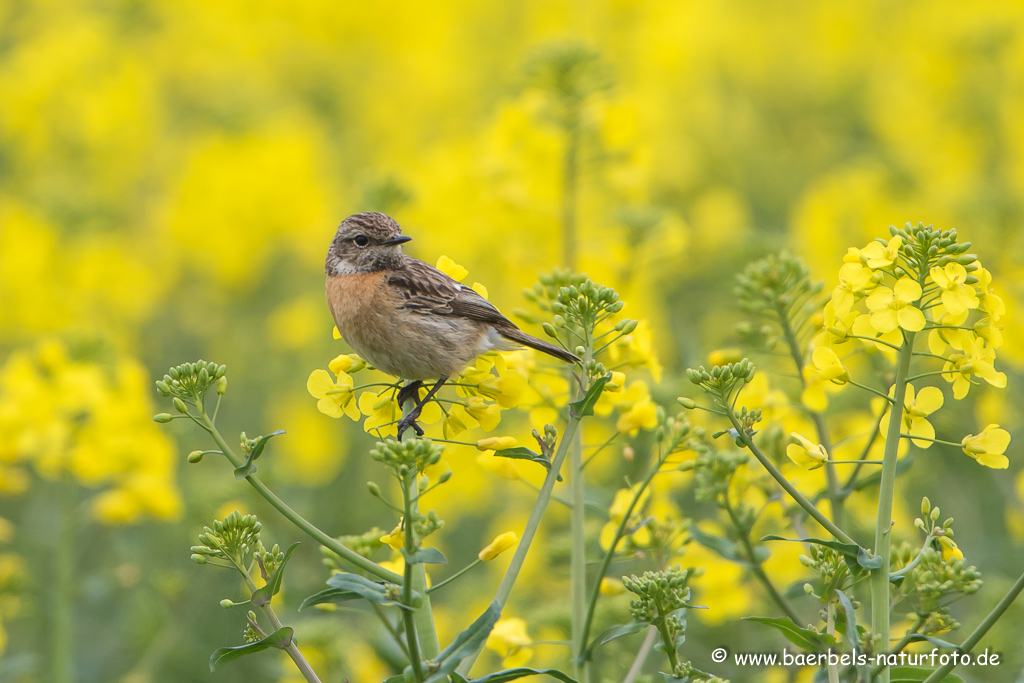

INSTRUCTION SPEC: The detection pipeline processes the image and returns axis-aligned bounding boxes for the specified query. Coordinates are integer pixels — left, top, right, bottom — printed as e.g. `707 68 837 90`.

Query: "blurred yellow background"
2 1 1024 681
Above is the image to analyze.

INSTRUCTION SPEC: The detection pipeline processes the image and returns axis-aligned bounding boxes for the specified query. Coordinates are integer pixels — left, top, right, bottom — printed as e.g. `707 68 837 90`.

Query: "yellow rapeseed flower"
961 424 1011 469
476 436 518 451
865 278 925 333
357 392 401 436
845 235 902 269
436 255 468 281
937 536 964 562
478 531 518 561
380 525 404 551
786 432 827 470
801 347 849 411
831 262 875 317
486 618 533 667
306 369 360 420
616 395 658 435
975 267 1005 321
942 335 1006 399
929 264 979 316
879 384 943 448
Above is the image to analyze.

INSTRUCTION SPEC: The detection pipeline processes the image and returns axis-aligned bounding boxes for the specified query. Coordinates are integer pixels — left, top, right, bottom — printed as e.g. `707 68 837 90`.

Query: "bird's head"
326 212 411 275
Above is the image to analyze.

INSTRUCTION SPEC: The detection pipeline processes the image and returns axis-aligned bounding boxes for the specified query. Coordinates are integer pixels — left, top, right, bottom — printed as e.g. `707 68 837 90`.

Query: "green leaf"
579 621 647 663
692 526 741 562
569 373 612 418
401 546 448 565
467 668 577 683
495 447 551 469
904 634 961 650
761 535 873 575
233 429 286 479
425 601 501 683
890 667 963 683
251 542 300 608
857 547 883 570
209 627 293 672
834 589 859 652
300 572 411 611
743 617 836 651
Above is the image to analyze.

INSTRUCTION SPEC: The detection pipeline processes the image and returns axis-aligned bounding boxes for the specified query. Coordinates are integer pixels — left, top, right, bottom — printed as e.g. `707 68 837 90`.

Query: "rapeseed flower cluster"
0 340 181 524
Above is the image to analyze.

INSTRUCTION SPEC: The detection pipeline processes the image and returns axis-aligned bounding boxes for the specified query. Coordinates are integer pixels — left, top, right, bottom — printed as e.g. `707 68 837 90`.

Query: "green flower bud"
173 397 188 414
191 554 207 564
153 413 174 423
219 599 233 609
217 376 228 395
921 497 931 515
437 470 453 484
367 481 382 497
677 397 697 410
187 450 204 464
542 322 558 338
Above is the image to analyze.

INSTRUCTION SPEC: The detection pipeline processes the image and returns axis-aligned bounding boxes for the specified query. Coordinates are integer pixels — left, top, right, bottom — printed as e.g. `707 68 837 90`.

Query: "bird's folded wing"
389 257 515 327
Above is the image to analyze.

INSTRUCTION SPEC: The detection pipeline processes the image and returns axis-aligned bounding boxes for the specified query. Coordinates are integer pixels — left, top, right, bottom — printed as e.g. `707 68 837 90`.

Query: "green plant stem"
825 603 839 683
622 627 658 683
727 411 855 545
871 331 915 683
872 614 925 677
922 567 1024 683
239 565 321 682
578 447 668 663
401 472 425 683
52 478 74 683
456 410 584 676
371 602 410 659
777 307 845 530
723 489 800 624
427 559 481 594
199 413 403 583
397 385 441 660
653 598 680 675
570 340 591 682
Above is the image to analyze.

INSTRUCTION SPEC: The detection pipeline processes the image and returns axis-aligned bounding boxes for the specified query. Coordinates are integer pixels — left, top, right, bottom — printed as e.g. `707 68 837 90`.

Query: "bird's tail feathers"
499 327 581 364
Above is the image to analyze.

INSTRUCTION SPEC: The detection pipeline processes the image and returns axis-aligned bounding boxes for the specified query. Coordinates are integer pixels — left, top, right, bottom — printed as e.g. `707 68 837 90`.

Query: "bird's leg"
396 377 448 441
396 380 424 409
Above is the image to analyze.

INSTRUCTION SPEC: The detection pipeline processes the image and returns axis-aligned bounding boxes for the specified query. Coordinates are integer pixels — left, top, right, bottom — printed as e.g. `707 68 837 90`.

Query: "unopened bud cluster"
690 449 749 505
155 360 227 405
191 511 261 565
623 565 695 623
912 548 982 616
320 528 386 571
686 360 755 396
735 252 821 317
886 222 977 280
915 496 955 538
370 438 444 477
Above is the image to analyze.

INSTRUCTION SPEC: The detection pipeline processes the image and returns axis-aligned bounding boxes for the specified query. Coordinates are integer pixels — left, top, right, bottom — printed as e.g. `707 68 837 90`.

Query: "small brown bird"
325 212 580 438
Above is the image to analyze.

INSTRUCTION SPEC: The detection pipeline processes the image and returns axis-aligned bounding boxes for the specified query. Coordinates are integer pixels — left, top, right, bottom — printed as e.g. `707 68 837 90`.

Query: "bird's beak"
382 235 412 247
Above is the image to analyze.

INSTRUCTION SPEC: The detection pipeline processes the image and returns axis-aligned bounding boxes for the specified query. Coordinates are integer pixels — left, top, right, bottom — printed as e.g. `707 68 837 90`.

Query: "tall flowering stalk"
684 223 1016 683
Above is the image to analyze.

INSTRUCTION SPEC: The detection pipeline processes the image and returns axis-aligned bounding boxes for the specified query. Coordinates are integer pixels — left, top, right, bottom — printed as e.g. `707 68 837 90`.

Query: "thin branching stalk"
199 413 403 583
456 409 585 675
871 331 914 683
726 411 855 546
236 562 321 683
401 472 425 682
921 568 1024 683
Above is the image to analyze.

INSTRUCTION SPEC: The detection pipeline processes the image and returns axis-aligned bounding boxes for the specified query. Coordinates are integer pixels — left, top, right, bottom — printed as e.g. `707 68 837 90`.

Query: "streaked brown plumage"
324 212 579 436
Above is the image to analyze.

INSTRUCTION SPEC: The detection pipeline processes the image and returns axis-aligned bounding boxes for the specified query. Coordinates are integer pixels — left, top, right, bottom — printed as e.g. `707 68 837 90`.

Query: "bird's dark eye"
354 235 369 247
